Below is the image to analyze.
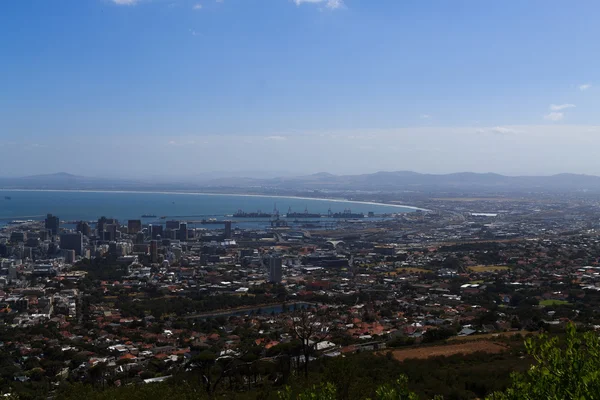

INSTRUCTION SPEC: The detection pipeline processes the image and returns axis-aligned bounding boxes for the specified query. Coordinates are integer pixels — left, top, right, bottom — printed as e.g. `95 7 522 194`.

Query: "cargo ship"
201 218 224 224
141 214 157 218
285 207 321 218
233 209 272 218
330 208 364 218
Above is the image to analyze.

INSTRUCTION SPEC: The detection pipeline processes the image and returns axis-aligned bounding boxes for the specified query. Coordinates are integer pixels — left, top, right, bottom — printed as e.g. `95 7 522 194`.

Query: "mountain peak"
51 172 77 177
23 172 80 179
311 172 336 178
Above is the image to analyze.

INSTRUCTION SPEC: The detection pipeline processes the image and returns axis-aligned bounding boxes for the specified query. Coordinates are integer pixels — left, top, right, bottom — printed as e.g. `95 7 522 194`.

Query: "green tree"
278 376 421 400
488 323 600 400
278 382 337 400
375 375 421 400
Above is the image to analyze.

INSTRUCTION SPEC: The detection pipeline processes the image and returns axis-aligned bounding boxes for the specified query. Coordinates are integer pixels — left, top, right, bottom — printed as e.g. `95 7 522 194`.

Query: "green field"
468 265 511 272
396 267 430 273
540 299 571 306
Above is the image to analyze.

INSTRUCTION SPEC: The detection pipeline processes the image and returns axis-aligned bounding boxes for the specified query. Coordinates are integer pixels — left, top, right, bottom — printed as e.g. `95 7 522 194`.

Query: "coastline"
0 188 428 212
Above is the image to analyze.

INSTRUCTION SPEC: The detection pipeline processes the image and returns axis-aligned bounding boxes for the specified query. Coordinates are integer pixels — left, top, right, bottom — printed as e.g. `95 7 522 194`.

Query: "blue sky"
1 0 599 178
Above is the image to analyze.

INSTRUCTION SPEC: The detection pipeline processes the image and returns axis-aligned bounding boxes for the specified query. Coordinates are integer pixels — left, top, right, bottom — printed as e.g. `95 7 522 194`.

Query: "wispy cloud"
193 3 202 9
579 83 592 91
324 0 344 8
264 136 287 141
544 112 564 121
419 114 432 119
476 126 521 135
293 0 345 10
544 104 575 122
550 104 576 111
111 0 139 5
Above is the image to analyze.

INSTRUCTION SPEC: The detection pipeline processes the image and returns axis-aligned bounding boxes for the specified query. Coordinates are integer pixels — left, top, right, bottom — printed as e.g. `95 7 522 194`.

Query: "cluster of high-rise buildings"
1 214 236 268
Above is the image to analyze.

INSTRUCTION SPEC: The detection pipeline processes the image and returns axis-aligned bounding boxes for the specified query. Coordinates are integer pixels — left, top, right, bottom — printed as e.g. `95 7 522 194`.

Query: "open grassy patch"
468 265 511 272
395 267 431 274
539 299 571 306
385 341 509 361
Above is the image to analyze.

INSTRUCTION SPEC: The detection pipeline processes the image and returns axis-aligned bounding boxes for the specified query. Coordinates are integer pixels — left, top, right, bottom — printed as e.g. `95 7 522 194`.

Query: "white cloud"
265 136 287 141
293 0 345 10
325 0 343 9
549 103 575 111
476 126 521 135
193 3 202 9
545 104 575 122
111 0 138 5
419 114 432 119
544 112 564 121
579 83 592 91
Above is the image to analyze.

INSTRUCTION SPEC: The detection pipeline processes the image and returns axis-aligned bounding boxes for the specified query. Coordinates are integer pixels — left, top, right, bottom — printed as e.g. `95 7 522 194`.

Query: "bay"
0 190 416 229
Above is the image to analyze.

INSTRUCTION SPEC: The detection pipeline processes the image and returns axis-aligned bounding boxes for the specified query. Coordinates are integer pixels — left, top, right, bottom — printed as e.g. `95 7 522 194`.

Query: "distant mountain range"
2 171 600 193
0 172 141 190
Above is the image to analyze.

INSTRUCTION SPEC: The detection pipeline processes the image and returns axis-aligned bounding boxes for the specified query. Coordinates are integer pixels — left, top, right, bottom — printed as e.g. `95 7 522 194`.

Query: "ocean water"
0 190 415 229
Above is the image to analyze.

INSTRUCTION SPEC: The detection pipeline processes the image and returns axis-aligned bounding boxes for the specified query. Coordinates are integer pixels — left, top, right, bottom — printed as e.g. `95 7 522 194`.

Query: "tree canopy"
487 323 600 400
6 324 600 400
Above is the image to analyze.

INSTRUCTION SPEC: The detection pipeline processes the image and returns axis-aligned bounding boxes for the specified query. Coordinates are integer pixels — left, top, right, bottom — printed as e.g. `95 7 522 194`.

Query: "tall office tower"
76 221 91 237
166 220 180 230
22 247 33 260
38 230 49 241
45 214 60 235
97 217 118 236
224 221 232 239
150 240 158 263
103 224 117 242
150 224 163 240
108 241 118 255
179 222 188 241
26 237 40 248
10 232 26 243
135 231 145 245
64 249 76 263
60 232 83 255
128 220 142 234
269 256 283 283
8 265 17 281
97 216 107 234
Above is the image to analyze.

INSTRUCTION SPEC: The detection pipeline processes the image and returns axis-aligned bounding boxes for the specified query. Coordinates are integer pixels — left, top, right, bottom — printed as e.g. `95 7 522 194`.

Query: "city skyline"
2 0 600 176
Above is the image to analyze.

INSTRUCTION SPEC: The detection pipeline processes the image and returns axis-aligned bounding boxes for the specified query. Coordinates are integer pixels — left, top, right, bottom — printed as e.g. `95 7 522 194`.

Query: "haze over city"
2 0 600 177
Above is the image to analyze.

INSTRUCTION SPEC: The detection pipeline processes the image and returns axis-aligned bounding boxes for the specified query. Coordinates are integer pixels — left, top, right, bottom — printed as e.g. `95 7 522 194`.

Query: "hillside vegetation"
32 324 599 400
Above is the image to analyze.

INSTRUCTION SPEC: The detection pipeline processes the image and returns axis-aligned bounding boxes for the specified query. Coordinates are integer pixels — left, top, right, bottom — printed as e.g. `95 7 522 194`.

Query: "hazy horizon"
2 1 600 177
4 168 600 181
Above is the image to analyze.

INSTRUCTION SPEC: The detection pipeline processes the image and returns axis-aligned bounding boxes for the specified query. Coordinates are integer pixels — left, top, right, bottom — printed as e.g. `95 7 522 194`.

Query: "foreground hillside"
7 324 592 400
